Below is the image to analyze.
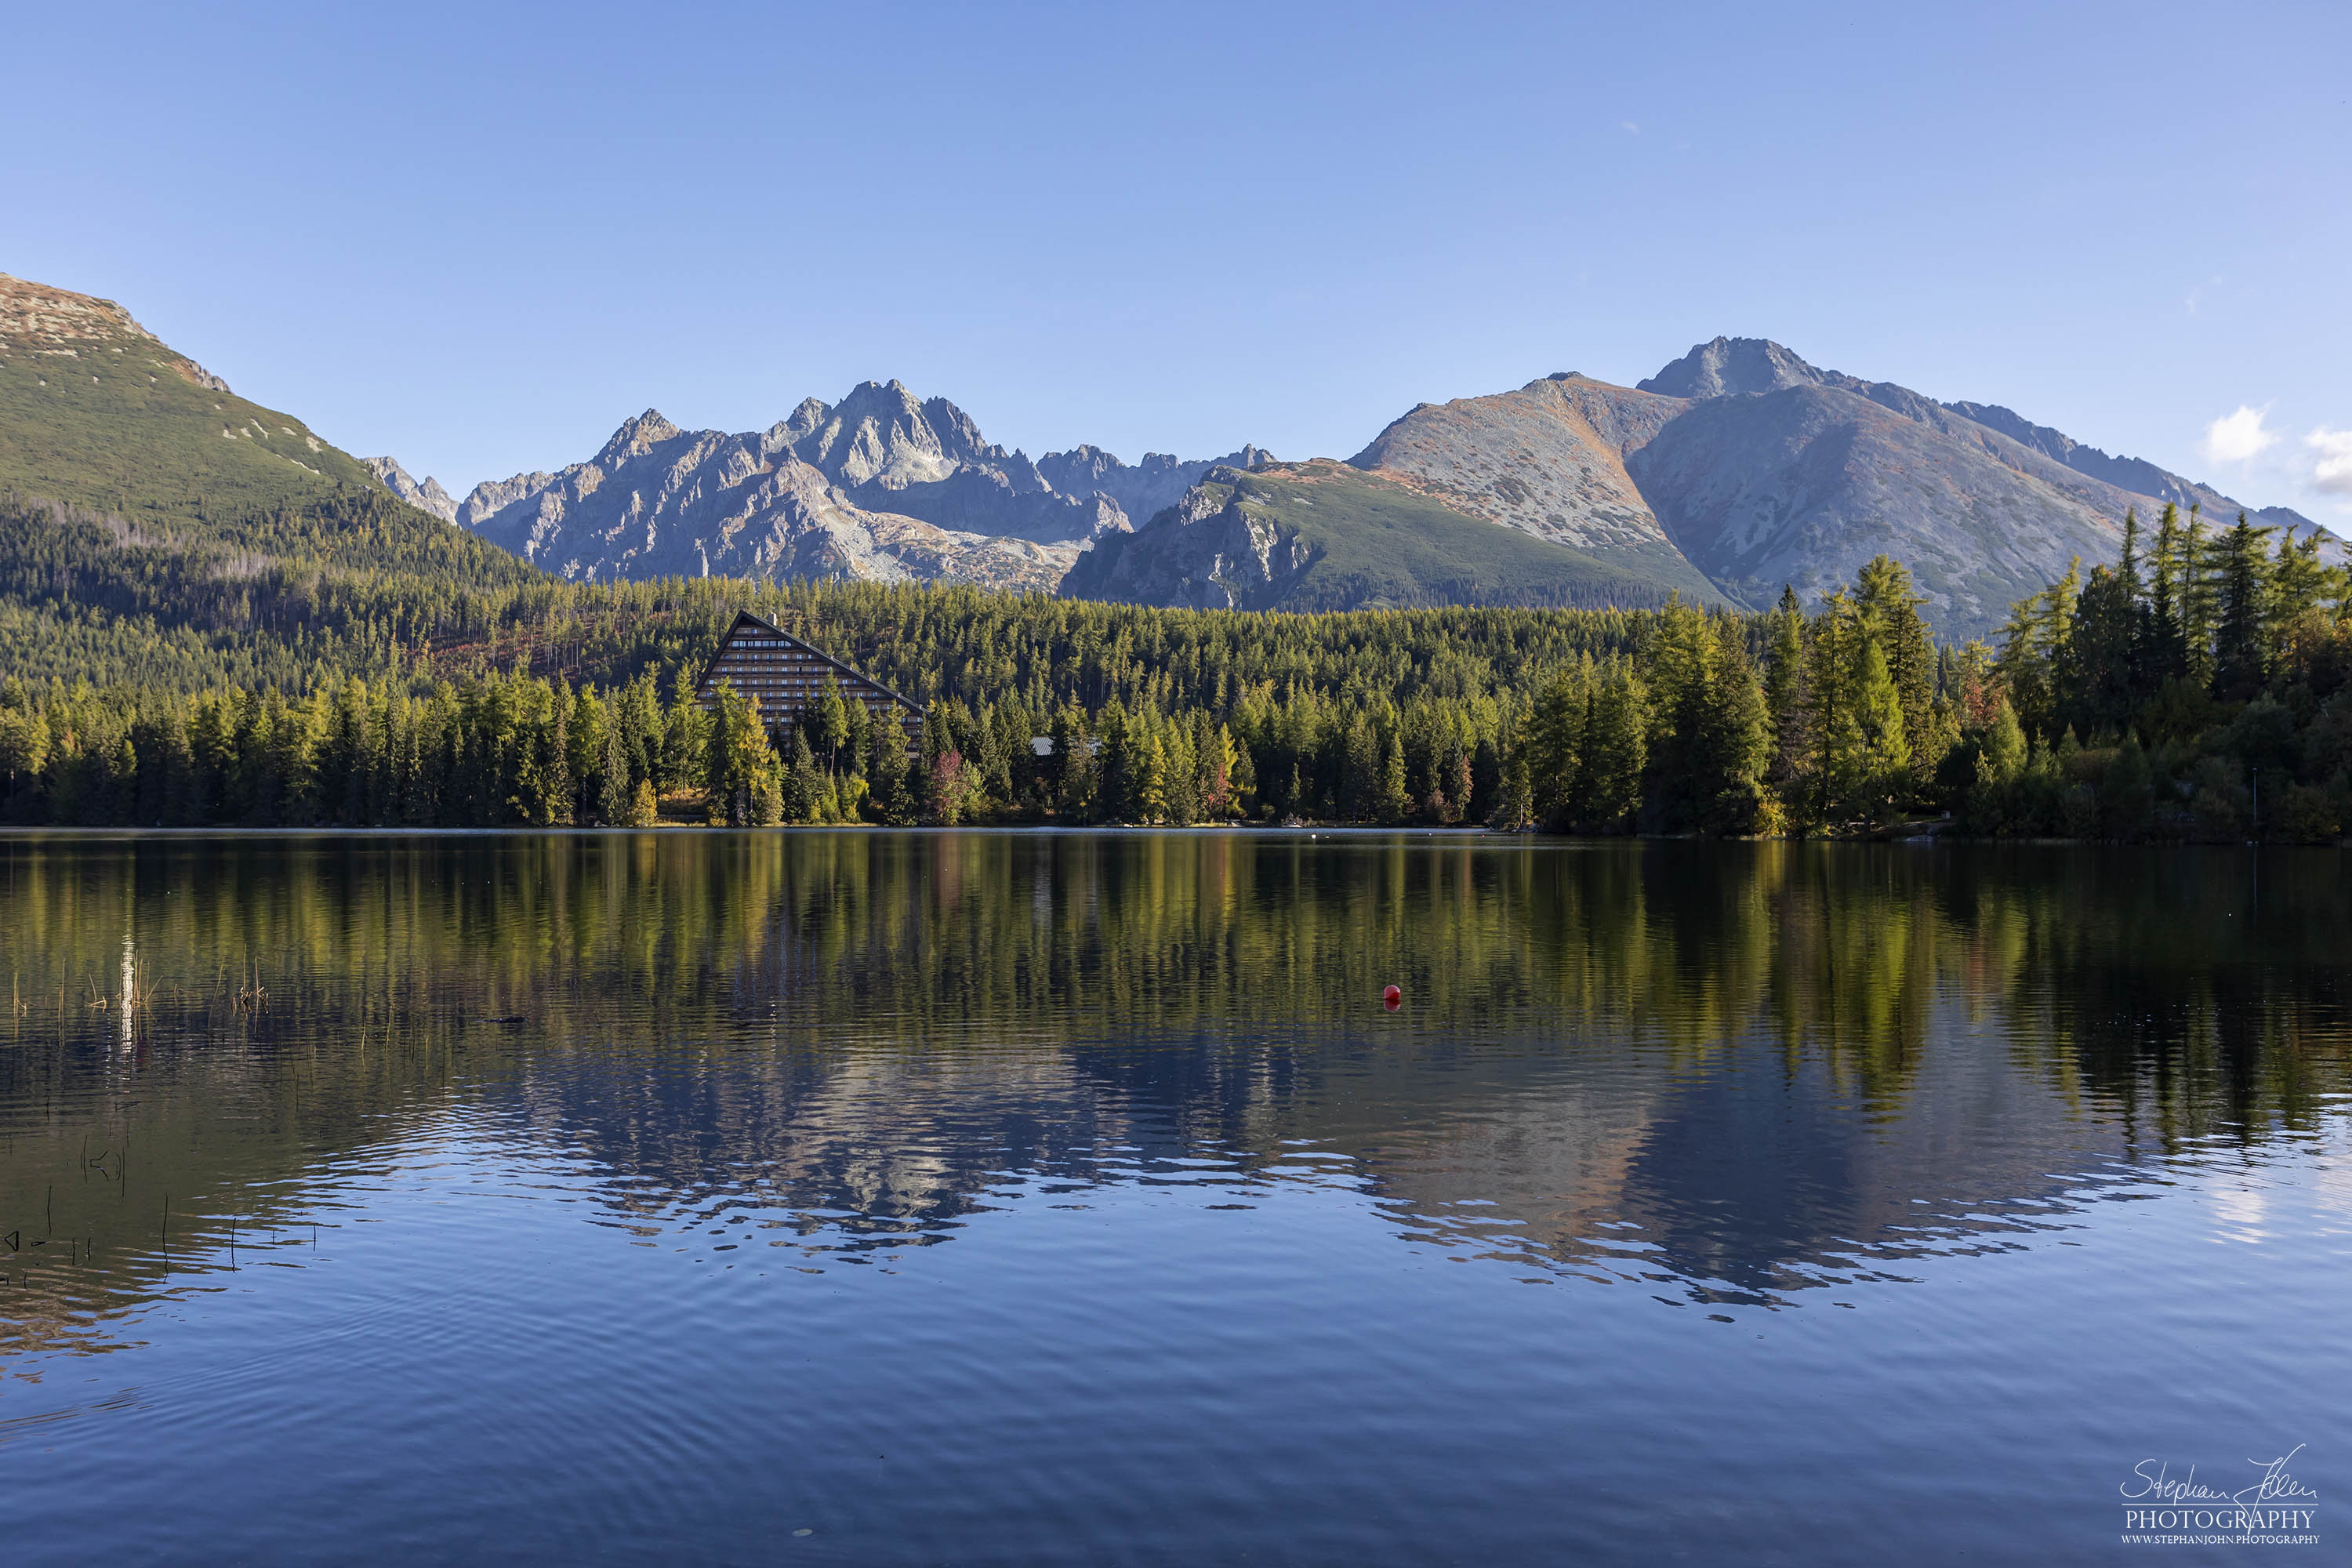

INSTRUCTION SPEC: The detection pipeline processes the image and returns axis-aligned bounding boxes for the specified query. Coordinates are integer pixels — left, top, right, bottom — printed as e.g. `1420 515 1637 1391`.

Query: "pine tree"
2100 731 2154 840
568 684 607 825
1697 624 1774 834
1526 662 1590 827
1138 722 1171 823
2147 503 2190 685
1575 663 1648 830
1200 714 1237 819
2270 531 2344 682
1994 560 2076 742
1049 702 1095 819
2210 512 2275 702
1098 700 1142 822
598 720 633 826
1644 604 1719 831
808 675 850 774
1959 696 2027 833
2180 503 2220 688
861 720 895 823
1855 555 1933 771
661 669 709 793
1849 640 1910 814
1764 586 1808 798
2057 564 2140 735
1377 730 1411 822
782 728 820 824
1230 730 1258 817
1341 713 1379 821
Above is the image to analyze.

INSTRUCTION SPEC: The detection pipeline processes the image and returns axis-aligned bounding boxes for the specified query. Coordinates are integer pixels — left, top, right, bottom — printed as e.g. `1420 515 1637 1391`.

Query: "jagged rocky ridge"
436 379 1269 593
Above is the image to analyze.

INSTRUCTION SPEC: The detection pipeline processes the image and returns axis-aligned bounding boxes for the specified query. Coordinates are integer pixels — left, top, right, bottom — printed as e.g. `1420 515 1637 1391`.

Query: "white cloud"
2200 405 2279 465
2307 427 2352 496
1619 120 1640 135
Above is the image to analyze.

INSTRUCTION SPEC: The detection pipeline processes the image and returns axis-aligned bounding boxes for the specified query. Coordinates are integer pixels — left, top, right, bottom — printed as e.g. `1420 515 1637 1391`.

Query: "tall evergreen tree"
2146 502 2190 685
2210 512 2274 701
1697 624 1775 834
1574 663 1648 831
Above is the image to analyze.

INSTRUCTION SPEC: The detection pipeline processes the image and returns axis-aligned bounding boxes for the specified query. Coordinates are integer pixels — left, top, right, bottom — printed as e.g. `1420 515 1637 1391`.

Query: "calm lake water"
2 832 2347 1564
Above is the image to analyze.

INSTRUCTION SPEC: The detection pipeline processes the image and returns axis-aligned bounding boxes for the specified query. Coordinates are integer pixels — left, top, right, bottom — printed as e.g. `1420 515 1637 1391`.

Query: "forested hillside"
4 501 2346 840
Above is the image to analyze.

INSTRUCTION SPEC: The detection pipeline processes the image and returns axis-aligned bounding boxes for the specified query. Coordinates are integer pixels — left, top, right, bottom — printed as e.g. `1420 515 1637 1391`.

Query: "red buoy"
1383 985 1403 1011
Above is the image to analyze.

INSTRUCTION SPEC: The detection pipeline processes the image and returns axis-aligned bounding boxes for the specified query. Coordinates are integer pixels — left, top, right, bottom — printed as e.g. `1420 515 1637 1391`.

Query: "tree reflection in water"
2 831 2347 1354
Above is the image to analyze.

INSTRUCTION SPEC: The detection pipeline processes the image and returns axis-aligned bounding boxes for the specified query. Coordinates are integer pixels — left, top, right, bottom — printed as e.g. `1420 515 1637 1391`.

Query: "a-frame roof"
692 611 926 716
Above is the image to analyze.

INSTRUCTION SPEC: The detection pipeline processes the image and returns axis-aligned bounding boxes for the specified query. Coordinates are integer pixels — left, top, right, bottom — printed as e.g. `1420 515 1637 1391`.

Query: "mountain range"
2 269 2336 644
371 383 1269 595
1072 337 2333 637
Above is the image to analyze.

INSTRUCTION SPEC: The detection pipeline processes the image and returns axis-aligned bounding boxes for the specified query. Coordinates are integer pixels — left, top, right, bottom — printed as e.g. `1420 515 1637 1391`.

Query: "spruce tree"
2147 503 2189 684
1098 701 1140 822
1575 664 1648 831
2057 564 2139 735
1526 662 1590 828
598 721 633 826
2180 503 2220 687
1764 586 1808 797
809 675 849 773
2269 531 2336 677
1856 555 1934 768
2210 513 2274 702
1138 722 1171 823
782 728 820 824
1850 640 1910 813
1377 731 1411 822
2100 732 2155 840
1697 625 1774 834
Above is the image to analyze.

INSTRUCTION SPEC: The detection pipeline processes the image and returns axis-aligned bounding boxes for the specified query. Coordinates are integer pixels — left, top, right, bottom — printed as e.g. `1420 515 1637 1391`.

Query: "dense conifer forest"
1 487 2347 839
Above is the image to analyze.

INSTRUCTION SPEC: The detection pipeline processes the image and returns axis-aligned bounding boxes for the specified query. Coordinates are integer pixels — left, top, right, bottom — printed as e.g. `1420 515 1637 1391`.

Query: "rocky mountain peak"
597 409 683 465
793 380 978 488
1639 337 1828 399
362 456 460 524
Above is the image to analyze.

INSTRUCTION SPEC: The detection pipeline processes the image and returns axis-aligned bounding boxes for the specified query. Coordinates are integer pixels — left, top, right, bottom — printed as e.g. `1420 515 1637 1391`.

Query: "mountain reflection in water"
2 833 2347 1563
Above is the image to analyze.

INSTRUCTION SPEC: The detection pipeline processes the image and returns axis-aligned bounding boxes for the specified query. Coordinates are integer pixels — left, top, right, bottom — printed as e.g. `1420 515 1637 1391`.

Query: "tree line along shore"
0 503 2346 841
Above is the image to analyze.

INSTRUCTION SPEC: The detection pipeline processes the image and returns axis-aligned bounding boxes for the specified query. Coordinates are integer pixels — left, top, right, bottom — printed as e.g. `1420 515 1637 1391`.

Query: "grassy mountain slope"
1062 459 1714 613
0 274 543 690
4 272 380 519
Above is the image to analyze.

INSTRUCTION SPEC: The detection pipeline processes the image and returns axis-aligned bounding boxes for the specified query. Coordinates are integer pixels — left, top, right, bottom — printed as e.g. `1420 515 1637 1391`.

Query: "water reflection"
3 833 2348 1359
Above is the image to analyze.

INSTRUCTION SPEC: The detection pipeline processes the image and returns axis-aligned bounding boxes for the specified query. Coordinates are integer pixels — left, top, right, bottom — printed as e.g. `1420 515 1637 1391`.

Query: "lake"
2 832 2346 1564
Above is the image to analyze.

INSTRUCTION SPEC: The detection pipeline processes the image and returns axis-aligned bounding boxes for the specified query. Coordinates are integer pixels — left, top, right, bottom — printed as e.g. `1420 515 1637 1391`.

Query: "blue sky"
6 2 2347 518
